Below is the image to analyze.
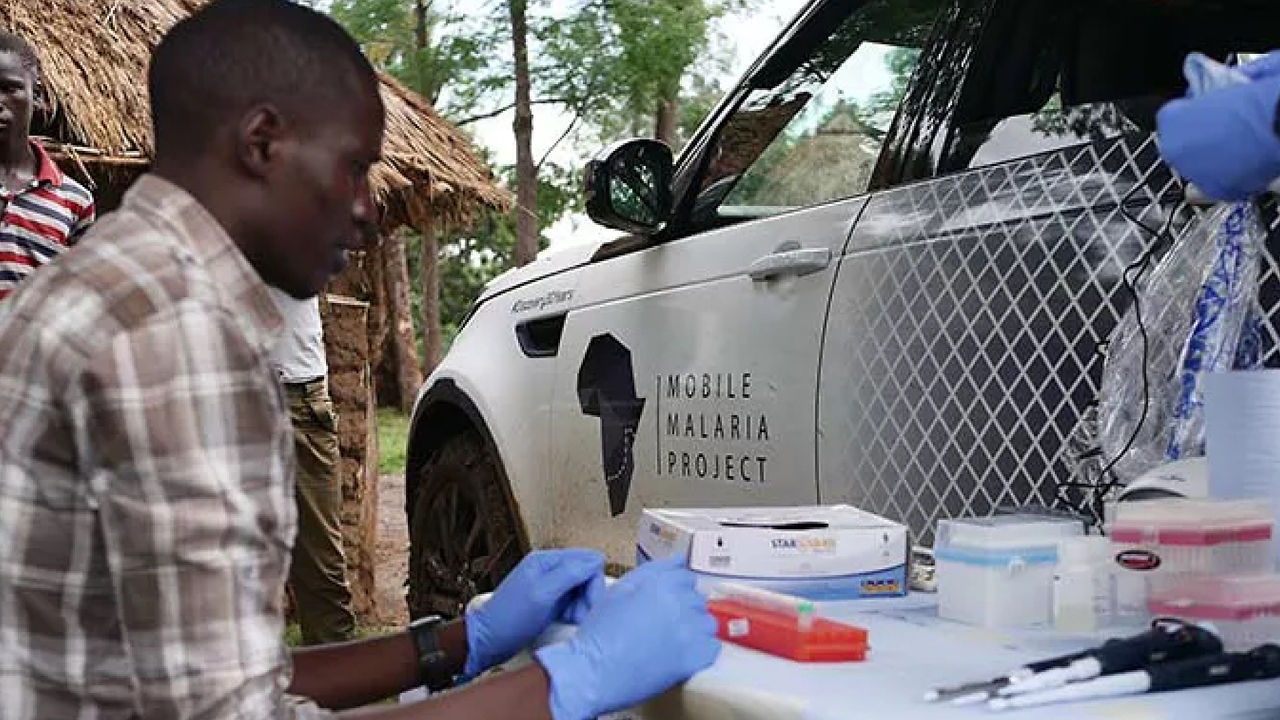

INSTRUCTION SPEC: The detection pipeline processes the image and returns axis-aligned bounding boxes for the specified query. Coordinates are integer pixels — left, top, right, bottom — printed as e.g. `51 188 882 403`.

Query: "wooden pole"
382 231 425 413
509 0 539 267
419 216 442 374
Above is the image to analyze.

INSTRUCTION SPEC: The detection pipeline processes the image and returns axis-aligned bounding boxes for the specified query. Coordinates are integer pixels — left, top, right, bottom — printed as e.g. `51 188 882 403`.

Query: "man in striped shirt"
0 32 95 301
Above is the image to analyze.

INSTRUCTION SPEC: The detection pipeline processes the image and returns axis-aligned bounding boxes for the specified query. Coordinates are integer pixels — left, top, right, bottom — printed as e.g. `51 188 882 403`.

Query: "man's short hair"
149 0 378 158
0 32 42 80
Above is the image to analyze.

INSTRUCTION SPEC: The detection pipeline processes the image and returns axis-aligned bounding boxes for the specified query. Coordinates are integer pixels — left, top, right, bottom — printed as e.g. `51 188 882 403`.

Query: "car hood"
478 240 606 302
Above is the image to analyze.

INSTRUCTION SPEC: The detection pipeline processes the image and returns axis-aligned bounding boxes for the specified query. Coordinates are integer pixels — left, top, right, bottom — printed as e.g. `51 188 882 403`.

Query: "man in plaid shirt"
0 2 717 719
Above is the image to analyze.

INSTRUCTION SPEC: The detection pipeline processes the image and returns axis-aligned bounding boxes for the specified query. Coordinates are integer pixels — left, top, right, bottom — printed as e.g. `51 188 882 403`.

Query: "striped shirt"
0 140 95 301
0 175 330 719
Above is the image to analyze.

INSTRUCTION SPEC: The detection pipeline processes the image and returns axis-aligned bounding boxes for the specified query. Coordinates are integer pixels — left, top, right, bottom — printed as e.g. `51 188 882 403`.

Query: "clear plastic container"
935 514 1084 627
1053 535 1114 633
1109 499 1275 618
1148 574 1280 651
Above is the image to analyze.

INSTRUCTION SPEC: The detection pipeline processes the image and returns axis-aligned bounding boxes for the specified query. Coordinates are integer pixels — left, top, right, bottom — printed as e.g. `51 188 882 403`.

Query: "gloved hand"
534 555 721 720
464 549 605 678
1157 74 1280 201
1240 51 1280 81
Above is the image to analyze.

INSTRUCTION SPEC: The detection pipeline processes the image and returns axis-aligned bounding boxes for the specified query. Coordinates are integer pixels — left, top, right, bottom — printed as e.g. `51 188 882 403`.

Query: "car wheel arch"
404 379 530 552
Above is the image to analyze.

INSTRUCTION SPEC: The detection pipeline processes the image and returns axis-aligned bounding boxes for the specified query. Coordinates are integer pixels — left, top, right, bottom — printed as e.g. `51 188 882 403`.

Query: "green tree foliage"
328 0 493 108
867 46 921 120
676 74 728 148
408 161 578 345
539 0 748 150
541 1 712 118
320 0 759 348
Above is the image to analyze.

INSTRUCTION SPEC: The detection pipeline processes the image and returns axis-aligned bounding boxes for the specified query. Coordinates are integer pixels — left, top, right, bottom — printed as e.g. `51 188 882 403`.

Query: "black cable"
1054 169 1183 523
1099 186 1184 508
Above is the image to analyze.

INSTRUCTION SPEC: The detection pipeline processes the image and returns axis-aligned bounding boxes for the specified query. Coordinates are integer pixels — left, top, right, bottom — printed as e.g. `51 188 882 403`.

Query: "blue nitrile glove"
1240 51 1280 81
1157 74 1280 201
463 549 606 678
534 555 721 720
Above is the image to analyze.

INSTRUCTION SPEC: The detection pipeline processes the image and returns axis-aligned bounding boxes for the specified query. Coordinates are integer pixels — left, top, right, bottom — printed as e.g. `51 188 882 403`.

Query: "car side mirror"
584 138 674 235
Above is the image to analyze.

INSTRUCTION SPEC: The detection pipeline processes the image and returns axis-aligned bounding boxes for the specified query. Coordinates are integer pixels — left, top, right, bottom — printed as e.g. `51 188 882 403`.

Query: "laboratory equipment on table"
706 582 868 662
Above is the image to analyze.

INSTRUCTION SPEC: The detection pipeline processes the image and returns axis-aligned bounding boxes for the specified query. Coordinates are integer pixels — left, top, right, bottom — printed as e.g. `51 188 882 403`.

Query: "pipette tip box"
1110 499 1276 618
1148 574 1280 651
934 513 1084 627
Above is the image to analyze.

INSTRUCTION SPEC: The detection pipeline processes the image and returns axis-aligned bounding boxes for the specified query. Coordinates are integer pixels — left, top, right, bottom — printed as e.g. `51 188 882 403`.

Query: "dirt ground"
370 472 410 628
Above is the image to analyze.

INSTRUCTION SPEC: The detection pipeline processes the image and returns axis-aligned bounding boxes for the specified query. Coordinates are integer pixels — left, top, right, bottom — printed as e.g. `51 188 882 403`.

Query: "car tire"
406 430 525 619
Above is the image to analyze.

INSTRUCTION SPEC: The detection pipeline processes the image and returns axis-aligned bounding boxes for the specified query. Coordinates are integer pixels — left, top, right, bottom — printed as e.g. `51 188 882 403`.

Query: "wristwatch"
407 615 455 691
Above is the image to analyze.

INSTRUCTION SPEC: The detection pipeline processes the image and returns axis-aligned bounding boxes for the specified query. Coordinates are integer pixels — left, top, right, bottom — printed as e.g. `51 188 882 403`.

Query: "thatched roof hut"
5 0 508 229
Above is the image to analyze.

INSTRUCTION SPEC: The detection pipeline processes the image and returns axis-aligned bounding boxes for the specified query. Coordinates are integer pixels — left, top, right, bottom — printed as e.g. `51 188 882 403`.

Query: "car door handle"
748 247 832 281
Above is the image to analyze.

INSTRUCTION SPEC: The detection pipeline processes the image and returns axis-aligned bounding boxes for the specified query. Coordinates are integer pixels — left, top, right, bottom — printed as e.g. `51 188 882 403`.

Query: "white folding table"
530 594 1280 720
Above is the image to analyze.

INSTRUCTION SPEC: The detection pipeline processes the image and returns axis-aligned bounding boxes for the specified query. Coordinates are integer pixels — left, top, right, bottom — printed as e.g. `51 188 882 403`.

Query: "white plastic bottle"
1053 536 1113 633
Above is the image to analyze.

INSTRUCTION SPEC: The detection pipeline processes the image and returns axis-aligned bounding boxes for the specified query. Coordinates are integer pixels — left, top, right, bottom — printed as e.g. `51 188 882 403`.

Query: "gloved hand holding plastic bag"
1157 53 1280 201
1100 54 1269 484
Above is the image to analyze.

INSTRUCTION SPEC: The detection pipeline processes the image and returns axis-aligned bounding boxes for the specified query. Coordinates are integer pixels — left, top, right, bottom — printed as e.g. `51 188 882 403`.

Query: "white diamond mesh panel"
820 135 1274 542
1259 200 1280 367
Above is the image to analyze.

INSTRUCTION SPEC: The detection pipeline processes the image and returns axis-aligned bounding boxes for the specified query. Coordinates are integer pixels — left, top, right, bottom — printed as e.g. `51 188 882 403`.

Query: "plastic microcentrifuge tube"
711 582 817 630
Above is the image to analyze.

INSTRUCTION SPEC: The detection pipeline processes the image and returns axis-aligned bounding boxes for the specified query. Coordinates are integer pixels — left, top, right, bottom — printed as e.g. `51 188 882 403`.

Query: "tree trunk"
412 0 430 100
509 0 539 268
655 96 679 147
382 232 425 414
411 0 443 375
419 220 443 373
414 0 427 50
365 242 393 404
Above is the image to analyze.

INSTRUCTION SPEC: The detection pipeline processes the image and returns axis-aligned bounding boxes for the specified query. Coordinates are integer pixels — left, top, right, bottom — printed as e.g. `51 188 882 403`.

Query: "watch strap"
408 615 455 691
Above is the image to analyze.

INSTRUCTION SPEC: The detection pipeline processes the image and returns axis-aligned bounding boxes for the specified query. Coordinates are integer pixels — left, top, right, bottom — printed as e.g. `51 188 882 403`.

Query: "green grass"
284 623 303 648
284 623 401 648
377 408 411 476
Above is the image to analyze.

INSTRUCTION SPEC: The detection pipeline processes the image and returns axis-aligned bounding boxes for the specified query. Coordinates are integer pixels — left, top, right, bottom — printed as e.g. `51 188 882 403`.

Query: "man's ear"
31 80 48 116
236 104 287 179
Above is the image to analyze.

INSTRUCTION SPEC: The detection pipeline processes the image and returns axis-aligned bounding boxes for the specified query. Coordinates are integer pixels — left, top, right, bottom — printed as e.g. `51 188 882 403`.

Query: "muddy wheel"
407 430 525 619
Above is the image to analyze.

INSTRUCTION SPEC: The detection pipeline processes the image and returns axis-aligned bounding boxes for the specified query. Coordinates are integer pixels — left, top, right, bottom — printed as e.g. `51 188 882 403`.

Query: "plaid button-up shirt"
0 175 332 719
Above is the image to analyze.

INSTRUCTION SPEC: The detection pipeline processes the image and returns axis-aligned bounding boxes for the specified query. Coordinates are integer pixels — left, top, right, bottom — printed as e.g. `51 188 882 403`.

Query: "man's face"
0 53 34 141
255 86 384 299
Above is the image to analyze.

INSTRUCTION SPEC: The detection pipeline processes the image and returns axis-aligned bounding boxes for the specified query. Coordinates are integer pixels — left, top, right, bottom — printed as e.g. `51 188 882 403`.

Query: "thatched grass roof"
4 0 508 230
375 74 510 229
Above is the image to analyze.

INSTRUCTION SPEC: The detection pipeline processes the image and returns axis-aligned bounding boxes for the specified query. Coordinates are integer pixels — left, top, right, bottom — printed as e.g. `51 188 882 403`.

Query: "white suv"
404 0 1280 617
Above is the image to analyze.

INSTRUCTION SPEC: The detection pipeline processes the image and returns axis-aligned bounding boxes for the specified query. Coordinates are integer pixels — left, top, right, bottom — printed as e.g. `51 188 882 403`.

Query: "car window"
689 0 946 224
942 0 1280 172
958 97 1156 169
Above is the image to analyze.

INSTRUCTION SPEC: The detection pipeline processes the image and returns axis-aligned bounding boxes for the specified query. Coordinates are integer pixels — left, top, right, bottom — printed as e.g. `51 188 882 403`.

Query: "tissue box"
635 505 908 600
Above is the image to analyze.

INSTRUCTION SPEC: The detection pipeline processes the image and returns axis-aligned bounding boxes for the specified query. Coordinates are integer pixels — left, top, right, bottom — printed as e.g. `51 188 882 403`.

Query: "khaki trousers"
285 378 356 645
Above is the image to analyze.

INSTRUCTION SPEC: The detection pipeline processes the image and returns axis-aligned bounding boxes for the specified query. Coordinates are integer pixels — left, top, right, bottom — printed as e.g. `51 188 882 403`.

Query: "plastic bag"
1165 204 1267 458
1096 52 1271 485
1097 202 1266 483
